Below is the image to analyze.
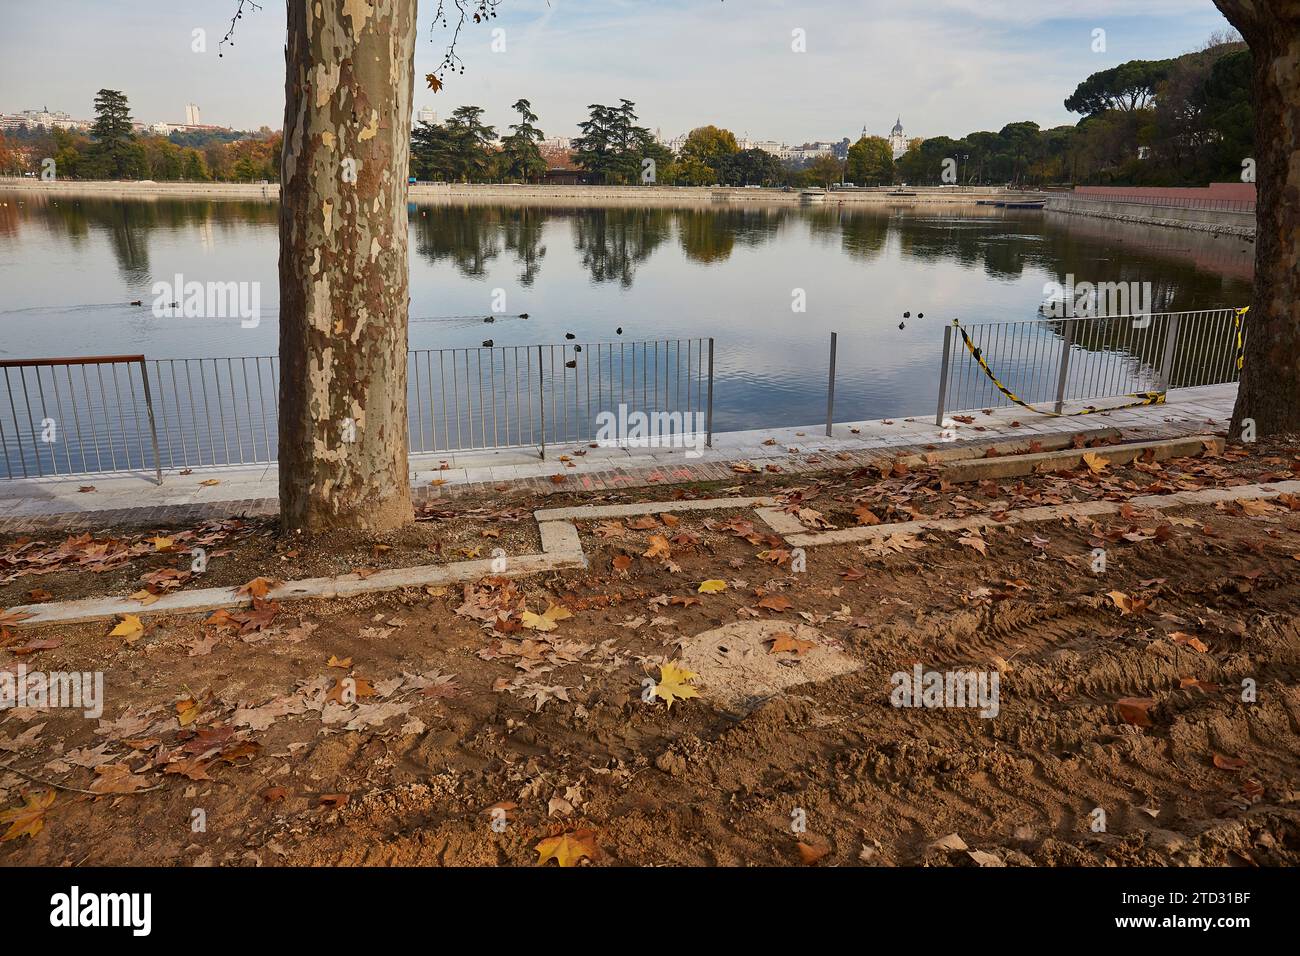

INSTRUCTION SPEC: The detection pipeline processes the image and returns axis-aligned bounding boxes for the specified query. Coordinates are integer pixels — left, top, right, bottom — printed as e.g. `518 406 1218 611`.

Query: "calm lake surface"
0 191 1253 432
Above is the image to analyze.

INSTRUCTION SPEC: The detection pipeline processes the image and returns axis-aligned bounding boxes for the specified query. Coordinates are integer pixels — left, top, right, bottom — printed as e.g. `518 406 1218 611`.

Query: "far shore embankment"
0 177 1045 207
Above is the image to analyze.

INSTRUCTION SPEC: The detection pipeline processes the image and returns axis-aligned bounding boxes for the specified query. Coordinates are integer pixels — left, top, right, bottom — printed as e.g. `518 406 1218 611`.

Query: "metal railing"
934 308 1245 424
1066 192 1256 213
409 339 713 455
1 356 162 483
0 339 714 479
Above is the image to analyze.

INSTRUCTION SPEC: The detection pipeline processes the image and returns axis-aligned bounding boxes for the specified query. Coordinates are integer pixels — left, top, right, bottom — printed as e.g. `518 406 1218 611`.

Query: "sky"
0 0 1235 143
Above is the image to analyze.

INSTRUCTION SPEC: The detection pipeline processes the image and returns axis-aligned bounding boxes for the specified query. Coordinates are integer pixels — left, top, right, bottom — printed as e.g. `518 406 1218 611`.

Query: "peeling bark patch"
343 0 373 33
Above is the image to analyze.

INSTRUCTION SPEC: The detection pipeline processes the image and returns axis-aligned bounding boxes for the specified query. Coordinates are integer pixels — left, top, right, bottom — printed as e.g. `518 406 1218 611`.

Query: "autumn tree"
1211 2 1300 436
277 0 418 531
846 135 893 185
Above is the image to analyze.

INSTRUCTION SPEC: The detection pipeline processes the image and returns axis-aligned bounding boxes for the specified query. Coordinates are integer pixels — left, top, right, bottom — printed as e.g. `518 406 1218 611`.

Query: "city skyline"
0 0 1234 142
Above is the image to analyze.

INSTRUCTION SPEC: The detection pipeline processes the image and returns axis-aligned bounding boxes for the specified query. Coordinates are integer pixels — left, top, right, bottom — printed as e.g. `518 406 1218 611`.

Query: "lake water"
0 191 1252 435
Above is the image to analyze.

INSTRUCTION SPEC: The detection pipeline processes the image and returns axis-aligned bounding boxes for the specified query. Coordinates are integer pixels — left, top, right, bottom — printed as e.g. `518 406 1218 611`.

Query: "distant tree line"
895 34 1252 187
0 89 281 182
1 41 1252 189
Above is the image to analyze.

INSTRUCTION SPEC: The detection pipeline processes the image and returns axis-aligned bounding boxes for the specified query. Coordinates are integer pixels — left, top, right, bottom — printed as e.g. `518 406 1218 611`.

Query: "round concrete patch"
678 619 861 714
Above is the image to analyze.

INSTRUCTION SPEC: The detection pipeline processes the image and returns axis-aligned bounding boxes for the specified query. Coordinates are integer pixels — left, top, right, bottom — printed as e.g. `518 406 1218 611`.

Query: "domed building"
888 117 907 160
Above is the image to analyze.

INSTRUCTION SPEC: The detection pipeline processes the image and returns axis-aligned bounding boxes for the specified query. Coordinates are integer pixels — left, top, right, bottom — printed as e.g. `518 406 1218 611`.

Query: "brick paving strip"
0 384 1234 534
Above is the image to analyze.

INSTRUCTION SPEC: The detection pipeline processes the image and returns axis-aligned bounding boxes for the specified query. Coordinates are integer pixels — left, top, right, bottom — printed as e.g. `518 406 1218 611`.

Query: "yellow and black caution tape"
951 319 1165 418
1233 306 1248 371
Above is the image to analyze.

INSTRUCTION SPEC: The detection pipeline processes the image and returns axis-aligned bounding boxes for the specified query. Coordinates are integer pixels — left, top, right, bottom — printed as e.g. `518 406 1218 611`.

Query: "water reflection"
0 190 1253 429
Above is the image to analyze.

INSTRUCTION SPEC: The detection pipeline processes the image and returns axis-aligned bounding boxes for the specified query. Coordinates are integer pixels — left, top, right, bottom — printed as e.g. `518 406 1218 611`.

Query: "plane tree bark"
278 0 417 532
1213 2 1300 437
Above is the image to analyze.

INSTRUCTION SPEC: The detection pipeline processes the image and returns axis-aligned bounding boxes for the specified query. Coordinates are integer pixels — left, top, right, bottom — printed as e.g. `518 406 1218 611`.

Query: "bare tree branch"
218 0 264 58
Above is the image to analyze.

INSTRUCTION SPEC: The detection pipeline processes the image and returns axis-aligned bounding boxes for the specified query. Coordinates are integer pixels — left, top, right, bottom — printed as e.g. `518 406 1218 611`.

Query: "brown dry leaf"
1116 697 1155 727
797 841 830 865
1170 632 1209 653
0 790 56 841
89 763 155 794
611 554 633 572
853 504 880 526
769 632 816 656
756 595 794 613
78 485 96 493
535 828 598 867
0 609 36 628
163 757 214 781
26 589 53 603
1213 753 1247 771
958 534 987 556
1106 591 1149 616
10 637 62 656
593 522 625 539
627 516 659 531
327 655 353 669
319 793 349 809
199 478 220 487
237 577 281 600
262 787 291 803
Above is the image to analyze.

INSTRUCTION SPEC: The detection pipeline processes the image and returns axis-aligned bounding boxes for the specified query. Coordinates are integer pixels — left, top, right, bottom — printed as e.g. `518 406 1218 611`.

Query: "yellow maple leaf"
1081 452 1110 474
535 828 598 867
697 579 727 593
654 660 700 710
0 790 56 842
521 603 572 632
109 614 144 642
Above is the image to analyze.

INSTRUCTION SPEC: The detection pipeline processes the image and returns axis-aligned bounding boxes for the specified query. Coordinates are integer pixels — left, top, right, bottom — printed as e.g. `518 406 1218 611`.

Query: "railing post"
705 337 714 448
536 344 545 460
825 332 837 437
138 359 163 484
935 325 952 426
1053 321 1075 414
1158 313 1181 392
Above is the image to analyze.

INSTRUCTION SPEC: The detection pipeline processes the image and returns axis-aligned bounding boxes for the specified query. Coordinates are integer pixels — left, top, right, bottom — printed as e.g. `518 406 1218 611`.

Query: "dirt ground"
1 439 1299 867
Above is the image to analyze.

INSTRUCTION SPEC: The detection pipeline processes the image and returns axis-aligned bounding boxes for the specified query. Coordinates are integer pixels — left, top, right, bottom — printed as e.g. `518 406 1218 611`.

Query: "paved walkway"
0 385 1236 532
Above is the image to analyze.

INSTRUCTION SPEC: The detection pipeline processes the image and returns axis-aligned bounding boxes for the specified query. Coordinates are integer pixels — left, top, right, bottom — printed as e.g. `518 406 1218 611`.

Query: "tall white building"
416 106 437 125
889 117 908 159
185 103 201 126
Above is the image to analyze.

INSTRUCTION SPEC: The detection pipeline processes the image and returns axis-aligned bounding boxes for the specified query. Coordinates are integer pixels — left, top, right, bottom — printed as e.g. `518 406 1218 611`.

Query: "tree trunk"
278 0 417 532
1216 3 1300 437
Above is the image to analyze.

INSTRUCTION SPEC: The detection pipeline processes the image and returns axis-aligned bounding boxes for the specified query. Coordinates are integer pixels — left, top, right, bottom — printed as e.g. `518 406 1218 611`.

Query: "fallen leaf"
1081 453 1110 474
109 614 144 643
653 660 700 710
521 603 573 632
0 790 56 841
1116 697 1155 727
768 632 816 656
535 829 598 867
697 579 727 593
